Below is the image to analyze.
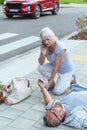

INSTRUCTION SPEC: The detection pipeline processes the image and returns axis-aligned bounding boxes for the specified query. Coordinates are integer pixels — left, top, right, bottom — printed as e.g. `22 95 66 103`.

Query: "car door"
39 0 54 11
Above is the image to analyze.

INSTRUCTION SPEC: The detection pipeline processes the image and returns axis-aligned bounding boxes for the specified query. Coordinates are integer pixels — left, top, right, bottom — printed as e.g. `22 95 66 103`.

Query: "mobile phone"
42 43 46 48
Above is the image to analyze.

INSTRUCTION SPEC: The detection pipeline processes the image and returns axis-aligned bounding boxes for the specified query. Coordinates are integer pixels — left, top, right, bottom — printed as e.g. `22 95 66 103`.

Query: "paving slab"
0 40 87 130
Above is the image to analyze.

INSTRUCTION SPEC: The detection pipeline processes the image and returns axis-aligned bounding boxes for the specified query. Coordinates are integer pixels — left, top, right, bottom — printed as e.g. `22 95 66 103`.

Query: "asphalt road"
0 5 87 39
0 5 87 61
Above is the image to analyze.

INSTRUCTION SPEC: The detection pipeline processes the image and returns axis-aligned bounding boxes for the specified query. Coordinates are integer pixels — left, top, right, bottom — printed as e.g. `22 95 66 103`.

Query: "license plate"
9 9 18 12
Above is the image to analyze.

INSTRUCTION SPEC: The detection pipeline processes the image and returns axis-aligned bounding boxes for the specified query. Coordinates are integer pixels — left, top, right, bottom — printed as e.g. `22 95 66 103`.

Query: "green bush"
0 0 4 4
60 0 84 4
0 0 85 4
0 0 86 4
76 16 87 30
84 0 87 2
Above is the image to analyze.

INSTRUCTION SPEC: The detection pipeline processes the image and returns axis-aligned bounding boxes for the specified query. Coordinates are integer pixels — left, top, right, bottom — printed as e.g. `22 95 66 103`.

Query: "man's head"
43 102 66 127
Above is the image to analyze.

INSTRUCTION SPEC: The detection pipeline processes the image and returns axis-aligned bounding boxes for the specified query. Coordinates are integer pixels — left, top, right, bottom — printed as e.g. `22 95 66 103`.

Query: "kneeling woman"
38 27 75 95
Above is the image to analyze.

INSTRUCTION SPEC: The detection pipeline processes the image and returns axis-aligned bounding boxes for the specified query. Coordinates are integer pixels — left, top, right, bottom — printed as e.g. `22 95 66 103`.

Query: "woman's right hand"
41 43 46 55
38 43 46 64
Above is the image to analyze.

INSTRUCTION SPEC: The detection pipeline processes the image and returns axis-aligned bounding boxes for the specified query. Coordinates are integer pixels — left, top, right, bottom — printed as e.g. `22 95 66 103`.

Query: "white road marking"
0 33 19 40
0 36 40 55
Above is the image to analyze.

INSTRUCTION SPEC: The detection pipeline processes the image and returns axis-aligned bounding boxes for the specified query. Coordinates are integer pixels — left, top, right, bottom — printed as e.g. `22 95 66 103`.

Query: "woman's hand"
44 80 53 90
44 82 50 90
38 43 46 64
38 79 51 90
41 43 46 55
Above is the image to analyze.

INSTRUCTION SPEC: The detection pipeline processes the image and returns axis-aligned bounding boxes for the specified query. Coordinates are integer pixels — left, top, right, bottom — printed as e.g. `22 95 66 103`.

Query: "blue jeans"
71 84 87 91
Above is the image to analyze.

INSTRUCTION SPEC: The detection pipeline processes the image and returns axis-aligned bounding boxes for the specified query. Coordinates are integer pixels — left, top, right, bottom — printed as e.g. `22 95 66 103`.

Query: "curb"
61 27 87 40
61 31 78 40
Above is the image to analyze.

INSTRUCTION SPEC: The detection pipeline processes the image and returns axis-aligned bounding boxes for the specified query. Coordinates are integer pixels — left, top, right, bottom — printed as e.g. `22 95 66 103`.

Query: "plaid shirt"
63 106 87 130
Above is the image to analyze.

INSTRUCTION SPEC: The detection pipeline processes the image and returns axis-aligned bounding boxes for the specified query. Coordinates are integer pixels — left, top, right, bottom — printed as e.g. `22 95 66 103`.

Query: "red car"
3 0 59 19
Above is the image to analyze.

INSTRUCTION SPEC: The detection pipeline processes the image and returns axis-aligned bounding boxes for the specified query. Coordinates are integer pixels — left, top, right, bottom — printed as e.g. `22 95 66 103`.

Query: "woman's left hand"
45 82 51 90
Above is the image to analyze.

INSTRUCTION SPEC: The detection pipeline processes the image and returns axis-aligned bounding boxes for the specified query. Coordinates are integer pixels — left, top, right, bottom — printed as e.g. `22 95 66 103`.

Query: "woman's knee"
37 65 43 73
53 87 66 95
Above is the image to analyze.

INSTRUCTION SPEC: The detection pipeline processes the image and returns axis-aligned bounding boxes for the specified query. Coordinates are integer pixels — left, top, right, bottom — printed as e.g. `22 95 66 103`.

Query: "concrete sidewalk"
0 39 87 130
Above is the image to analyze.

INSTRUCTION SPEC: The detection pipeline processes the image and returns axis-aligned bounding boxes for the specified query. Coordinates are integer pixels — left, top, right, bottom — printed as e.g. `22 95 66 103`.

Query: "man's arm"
38 79 52 105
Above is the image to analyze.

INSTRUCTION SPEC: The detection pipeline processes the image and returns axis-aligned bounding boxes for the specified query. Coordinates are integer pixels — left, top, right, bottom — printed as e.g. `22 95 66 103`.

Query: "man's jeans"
71 84 87 91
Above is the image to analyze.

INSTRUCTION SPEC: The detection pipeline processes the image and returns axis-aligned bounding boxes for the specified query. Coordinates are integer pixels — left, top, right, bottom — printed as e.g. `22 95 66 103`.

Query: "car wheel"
6 14 13 18
32 5 41 19
51 3 59 15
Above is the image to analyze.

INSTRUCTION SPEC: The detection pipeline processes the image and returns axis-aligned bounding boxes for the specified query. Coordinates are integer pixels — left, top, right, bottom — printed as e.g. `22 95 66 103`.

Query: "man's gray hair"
40 27 58 41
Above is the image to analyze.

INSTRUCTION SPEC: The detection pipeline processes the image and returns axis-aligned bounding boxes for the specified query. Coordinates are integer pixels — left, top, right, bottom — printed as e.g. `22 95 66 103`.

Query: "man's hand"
45 80 55 90
38 79 52 90
38 79 46 90
37 79 52 104
38 79 54 90
44 82 51 90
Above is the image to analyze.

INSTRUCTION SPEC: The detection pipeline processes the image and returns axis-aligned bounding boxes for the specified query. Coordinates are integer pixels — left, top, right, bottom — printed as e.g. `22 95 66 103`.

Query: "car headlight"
27 5 30 10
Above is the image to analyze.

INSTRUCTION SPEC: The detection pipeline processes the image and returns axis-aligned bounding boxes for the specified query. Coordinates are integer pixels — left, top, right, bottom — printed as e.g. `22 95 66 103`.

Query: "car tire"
6 14 13 18
51 2 59 15
32 5 41 19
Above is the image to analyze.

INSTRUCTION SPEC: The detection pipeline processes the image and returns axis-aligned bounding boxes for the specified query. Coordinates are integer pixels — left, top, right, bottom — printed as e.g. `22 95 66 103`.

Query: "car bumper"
3 11 32 15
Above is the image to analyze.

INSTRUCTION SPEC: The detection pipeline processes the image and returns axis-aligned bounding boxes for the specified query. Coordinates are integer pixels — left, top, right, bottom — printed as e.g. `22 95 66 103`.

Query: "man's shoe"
72 73 76 84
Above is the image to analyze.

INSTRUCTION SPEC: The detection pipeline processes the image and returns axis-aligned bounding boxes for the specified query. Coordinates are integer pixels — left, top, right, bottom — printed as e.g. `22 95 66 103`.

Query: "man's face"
46 103 64 123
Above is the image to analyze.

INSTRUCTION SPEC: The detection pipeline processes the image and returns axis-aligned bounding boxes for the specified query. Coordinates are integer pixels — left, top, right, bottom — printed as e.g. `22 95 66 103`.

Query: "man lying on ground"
37 79 87 127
